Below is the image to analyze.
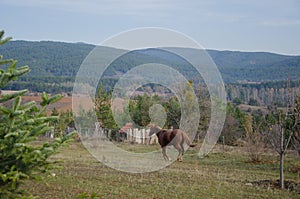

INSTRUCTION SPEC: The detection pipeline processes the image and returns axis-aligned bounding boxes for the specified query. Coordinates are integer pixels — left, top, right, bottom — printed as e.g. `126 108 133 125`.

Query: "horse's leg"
180 142 185 161
178 132 187 161
162 147 170 161
174 144 183 162
177 143 185 162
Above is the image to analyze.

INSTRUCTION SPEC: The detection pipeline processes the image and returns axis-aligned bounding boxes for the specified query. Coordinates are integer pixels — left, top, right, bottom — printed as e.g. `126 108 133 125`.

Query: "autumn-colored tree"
244 114 265 162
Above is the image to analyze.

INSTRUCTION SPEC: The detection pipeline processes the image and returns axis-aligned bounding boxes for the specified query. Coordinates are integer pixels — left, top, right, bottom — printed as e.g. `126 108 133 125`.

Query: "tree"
265 78 298 189
291 96 300 155
94 84 117 130
244 114 266 162
164 96 181 129
248 97 259 106
220 103 246 146
128 94 156 127
51 109 75 137
93 85 118 140
0 31 74 198
232 97 243 105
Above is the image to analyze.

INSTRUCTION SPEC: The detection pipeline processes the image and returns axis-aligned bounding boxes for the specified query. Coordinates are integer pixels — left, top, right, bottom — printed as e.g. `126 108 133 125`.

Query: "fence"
46 122 158 144
125 128 158 144
45 126 76 138
75 122 158 145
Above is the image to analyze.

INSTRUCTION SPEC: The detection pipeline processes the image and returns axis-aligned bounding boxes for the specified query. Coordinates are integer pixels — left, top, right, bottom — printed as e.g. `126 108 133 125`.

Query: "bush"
248 98 259 106
232 97 243 105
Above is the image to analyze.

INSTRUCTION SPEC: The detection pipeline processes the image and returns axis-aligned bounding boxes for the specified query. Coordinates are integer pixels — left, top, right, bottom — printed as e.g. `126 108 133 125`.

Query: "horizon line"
8 38 300 56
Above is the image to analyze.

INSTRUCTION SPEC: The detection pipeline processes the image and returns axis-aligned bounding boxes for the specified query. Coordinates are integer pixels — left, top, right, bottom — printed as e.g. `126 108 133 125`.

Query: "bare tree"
292 96 300 155
266 78 299 189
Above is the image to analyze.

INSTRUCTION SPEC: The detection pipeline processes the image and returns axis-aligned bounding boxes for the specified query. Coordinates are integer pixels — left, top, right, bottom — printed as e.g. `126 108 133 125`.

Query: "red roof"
119 123 133 133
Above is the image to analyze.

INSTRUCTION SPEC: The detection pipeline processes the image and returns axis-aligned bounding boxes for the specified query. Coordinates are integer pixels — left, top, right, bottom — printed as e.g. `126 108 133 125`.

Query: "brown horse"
148 124 196 161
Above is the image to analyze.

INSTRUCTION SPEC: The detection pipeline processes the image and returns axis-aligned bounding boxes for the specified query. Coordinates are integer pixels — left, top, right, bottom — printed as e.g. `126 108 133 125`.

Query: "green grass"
20 141 300 199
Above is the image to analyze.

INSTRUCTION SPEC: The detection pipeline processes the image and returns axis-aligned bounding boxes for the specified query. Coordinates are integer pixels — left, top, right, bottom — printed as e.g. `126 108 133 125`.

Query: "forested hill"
206 50 300 82
0 40 95 77
0 40 299 92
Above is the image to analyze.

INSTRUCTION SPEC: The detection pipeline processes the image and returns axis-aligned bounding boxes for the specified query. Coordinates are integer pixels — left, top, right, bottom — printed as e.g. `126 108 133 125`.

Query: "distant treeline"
4 73 300 108
227 80 300 107
4 76 75 93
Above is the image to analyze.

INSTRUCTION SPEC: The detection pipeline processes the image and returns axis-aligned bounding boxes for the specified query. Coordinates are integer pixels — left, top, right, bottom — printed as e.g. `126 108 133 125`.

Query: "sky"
1 0 300 55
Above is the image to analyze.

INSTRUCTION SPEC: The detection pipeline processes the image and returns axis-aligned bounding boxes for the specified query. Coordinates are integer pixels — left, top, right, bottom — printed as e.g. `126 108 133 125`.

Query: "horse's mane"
148 123 163 136
147 123 161 129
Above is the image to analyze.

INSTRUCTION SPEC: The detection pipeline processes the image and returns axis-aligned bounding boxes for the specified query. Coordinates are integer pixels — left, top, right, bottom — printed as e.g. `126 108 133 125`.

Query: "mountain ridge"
0 40 299 84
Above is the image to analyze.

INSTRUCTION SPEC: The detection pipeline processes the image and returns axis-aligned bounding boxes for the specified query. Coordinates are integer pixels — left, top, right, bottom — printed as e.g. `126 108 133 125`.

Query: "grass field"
21 141 300 199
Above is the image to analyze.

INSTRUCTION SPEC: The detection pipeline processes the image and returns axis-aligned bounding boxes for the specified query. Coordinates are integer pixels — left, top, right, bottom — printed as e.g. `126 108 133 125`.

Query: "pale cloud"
3 0 298 25
0 0 182 16
260 20 300 27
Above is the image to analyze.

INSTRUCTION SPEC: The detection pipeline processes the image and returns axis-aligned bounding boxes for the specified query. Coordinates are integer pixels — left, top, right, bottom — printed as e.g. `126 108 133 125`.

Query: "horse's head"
147 123 161 136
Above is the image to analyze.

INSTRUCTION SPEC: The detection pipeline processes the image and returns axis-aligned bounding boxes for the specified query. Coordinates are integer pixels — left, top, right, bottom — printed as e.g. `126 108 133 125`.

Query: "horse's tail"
182 131 196 147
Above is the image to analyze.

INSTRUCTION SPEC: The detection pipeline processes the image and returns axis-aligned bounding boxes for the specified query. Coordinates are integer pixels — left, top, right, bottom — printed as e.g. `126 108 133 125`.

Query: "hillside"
206 50 300 82
0 40 94 77
0 40 300 92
